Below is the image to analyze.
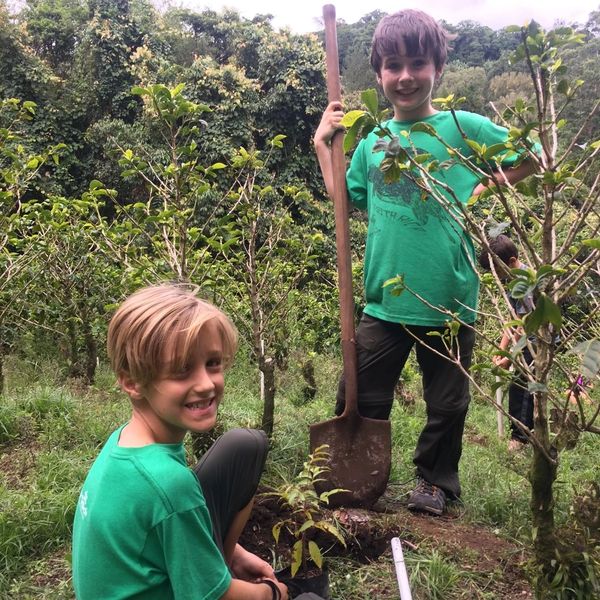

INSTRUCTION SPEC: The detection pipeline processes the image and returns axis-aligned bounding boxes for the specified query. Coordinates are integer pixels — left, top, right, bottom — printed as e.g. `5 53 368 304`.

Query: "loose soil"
241 486 533 599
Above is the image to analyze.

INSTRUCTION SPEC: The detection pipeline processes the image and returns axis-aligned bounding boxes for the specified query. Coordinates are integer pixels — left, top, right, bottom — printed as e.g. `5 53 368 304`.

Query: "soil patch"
240 486 533 598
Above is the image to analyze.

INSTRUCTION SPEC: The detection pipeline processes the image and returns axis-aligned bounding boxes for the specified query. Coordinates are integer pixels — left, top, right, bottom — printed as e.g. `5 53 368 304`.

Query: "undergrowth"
0 353 598 599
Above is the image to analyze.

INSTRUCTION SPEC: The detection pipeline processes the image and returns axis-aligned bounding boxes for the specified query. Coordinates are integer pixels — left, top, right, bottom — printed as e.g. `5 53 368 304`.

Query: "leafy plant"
265 444 346 577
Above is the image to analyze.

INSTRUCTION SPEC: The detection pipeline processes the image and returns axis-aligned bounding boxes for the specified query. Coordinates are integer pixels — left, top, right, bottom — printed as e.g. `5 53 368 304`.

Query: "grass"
1 351 599 599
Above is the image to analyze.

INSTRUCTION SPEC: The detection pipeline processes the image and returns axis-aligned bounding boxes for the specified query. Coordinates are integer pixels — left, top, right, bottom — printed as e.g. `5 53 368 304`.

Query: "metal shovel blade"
310 413 391 508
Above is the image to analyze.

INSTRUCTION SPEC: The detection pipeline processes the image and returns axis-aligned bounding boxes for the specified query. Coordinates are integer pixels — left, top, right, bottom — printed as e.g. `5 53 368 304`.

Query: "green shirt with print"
347 110 521 326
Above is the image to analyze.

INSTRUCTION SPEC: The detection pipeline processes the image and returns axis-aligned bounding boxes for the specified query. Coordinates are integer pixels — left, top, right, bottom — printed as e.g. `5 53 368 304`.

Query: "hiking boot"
407 477 446 515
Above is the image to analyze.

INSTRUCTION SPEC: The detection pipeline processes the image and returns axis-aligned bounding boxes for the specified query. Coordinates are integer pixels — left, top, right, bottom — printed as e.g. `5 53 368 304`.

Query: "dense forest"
2 2 600 199
1 2 600 598
1 0 599 372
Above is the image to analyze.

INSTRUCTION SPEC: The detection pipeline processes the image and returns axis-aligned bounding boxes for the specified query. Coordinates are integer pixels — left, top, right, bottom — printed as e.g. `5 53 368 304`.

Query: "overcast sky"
165 0 598 32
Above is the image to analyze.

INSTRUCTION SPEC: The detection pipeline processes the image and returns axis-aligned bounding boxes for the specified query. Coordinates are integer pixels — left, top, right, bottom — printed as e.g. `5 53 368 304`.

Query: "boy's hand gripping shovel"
309 4 391 508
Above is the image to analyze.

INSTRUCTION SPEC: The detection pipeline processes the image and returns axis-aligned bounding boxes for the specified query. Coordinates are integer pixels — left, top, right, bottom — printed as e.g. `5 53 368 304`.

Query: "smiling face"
120 319 226 444
377 49 442 121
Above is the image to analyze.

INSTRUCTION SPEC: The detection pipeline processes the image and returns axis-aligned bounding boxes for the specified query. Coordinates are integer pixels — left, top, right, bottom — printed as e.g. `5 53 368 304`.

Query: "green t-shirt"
72 426 231 600
347 110 520 326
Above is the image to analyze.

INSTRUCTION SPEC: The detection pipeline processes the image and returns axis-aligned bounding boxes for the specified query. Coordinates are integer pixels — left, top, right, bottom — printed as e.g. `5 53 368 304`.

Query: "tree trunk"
67 317 81 379
529 328 559 589
529 433 558 579
260 356 276 438
301 358 317 403
0 348 4 395
81 309 97 385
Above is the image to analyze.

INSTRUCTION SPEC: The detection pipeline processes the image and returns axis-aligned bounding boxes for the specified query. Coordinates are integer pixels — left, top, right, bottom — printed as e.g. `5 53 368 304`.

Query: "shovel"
309 4 391 509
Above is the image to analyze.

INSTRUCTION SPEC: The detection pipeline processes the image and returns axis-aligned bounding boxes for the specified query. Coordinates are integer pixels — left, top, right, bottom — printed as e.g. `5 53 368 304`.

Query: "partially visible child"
568 373 593 406
72 284 289 600
479 234 534 451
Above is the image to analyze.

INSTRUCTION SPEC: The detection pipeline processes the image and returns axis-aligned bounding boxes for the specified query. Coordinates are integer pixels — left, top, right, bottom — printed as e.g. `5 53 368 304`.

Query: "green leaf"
291 541 303 577
315 521 346 545
569 339 600 379
361 89 379 116
308 541 323 569
527 382 548 393
340 110 366 129
22 100 37 113
509 278 535 300
465 139 483 155
582 238 600 250
298 520 315 534
536 265 566 284
524 293 562 335
272 521 284 544
343 114 368 153
412 153 432 164
410 122 436 136
382 274 405 296
270 134 287 148
483 143 510 161
89 180 104 191
172 82 185 97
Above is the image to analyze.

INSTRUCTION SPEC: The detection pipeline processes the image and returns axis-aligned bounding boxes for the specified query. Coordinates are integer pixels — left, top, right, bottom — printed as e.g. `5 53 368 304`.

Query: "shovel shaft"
323 4 358 415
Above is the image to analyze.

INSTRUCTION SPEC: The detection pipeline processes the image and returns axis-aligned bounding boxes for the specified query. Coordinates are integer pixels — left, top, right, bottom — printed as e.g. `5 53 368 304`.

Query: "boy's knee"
217 428 269 460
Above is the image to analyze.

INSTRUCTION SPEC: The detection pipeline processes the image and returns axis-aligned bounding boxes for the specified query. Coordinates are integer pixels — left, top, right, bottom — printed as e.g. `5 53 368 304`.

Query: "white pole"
391 537 412 600
495 376 505 437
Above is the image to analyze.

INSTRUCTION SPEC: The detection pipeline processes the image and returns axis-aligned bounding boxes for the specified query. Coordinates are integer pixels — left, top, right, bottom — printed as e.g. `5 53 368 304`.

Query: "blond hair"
370 10 453 74
107 283 238 386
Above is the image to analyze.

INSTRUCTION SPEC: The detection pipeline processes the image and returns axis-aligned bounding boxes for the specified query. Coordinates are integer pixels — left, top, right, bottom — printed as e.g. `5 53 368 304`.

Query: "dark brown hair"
370 10 453 74
479 234 519 270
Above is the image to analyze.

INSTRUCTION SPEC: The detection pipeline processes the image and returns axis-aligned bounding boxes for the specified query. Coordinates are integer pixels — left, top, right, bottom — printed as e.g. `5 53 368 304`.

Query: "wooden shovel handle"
323 4 358 416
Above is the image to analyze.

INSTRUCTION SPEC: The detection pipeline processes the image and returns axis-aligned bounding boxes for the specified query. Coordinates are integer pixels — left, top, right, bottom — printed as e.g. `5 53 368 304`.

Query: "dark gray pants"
335 314 475 498
509 347 534 442
193 428 269 553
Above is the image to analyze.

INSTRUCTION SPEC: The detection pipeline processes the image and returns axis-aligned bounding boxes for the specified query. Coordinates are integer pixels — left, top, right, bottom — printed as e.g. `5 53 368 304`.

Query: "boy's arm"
222 545 287 599
472 159 536 197
230 543 274 580
220 578 288 600
493 331 514 369
314 101 345 198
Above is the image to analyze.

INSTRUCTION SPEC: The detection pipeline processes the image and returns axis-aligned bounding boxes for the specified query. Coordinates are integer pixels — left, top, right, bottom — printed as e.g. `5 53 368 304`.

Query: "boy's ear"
118 371 144 401
507 256 519 269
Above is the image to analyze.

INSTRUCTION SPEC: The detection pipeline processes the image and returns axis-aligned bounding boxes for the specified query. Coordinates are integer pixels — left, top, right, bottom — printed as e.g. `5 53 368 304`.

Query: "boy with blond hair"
314 9 535 514
72 284 289 600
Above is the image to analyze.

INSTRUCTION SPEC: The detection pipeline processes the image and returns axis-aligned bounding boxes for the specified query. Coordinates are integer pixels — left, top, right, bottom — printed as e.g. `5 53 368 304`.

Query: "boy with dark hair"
314 10 535 514
72 284 289 600
479 235 535 451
